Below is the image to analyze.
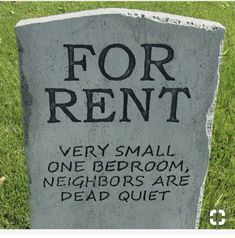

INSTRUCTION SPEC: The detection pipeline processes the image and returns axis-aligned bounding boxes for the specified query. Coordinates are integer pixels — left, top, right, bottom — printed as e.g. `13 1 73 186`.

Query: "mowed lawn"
0 1 234 229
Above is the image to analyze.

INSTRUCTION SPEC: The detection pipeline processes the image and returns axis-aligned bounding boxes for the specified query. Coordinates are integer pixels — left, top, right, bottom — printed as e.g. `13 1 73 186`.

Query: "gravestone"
15 8 225 228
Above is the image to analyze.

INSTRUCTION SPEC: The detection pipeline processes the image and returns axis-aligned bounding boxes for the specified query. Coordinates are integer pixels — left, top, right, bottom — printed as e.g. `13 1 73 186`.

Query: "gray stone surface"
15 8 225 229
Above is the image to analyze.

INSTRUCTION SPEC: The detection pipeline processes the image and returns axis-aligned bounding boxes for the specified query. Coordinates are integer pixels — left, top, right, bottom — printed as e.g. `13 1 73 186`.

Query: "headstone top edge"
15 8 225 32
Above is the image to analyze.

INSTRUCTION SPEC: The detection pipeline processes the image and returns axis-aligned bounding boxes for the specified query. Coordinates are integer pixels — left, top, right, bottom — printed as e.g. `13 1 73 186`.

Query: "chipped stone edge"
15 8 225 32
15 30 34 225
195 38 225 229
15 36 33 148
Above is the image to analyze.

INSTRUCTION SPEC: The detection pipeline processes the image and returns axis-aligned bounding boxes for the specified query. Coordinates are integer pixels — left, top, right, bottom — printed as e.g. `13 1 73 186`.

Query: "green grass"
0 1 234 229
